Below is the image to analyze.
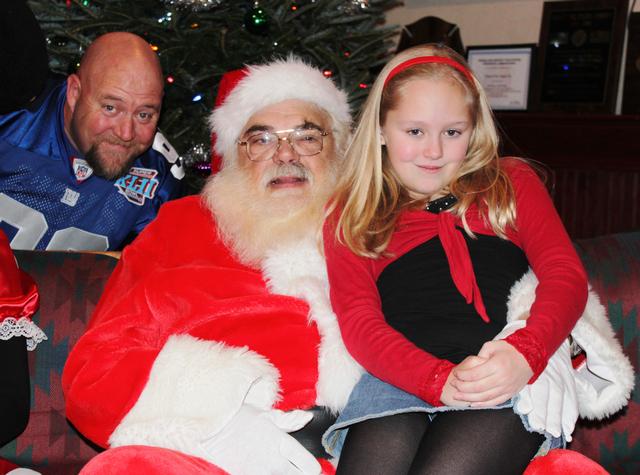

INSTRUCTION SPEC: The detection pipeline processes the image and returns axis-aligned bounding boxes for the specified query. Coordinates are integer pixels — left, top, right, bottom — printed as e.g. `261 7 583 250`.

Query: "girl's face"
381 77 472 201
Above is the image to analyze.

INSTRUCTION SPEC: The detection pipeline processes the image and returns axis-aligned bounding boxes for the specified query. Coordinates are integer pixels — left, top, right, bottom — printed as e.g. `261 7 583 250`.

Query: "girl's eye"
444 129 461 137
407 128 422 136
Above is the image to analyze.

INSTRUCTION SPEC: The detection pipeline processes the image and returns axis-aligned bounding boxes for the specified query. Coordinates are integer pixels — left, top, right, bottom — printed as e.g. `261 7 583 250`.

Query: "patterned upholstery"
0 251 117 475
571 232 640 475
0 232 637 474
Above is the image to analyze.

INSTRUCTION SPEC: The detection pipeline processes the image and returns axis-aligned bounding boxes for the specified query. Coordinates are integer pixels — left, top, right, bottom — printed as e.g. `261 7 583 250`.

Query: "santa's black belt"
290 406 336 459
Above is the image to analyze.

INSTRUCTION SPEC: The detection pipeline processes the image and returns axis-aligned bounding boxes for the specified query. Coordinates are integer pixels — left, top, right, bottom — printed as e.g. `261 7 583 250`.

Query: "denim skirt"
322 373 564 458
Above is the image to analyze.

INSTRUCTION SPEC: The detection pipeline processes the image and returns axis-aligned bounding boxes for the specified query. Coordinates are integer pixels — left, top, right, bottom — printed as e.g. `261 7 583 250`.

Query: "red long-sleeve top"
323 159 588 406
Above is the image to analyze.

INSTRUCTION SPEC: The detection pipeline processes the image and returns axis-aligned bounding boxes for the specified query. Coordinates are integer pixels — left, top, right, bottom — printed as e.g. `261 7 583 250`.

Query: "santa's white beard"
202 161 337 268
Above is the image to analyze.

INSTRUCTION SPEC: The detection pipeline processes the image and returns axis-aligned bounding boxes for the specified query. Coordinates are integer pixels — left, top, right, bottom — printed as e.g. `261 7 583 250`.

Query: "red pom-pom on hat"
523 449 608 475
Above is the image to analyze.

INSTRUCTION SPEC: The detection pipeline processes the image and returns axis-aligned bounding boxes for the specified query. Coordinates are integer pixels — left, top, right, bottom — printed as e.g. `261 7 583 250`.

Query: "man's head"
63 32 164 180
203 58 351 266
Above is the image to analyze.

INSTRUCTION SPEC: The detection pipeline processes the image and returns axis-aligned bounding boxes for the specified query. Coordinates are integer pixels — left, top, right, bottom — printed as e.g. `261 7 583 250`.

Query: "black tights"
0 336 30 447
336 409 545 475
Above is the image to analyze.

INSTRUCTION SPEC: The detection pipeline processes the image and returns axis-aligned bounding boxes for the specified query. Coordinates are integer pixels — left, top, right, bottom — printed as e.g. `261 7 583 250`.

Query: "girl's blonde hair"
331 43 517 258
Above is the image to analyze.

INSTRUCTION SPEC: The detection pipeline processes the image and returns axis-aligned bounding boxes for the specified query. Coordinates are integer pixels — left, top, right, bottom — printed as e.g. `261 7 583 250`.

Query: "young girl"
0 230 42 447
322 44 589 474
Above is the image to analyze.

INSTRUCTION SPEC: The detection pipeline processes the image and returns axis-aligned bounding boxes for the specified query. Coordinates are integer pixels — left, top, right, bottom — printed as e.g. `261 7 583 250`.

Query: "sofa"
0 231 638 474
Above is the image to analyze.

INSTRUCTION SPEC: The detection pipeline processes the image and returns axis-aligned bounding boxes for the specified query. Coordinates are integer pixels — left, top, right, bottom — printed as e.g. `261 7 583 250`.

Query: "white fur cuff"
109 334 280 450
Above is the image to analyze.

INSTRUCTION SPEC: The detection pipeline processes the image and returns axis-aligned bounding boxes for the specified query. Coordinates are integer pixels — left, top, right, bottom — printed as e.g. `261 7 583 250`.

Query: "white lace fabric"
0 316 48 350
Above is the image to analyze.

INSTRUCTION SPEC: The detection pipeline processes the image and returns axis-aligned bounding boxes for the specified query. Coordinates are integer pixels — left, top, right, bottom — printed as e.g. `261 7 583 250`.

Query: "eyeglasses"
238 128 330 162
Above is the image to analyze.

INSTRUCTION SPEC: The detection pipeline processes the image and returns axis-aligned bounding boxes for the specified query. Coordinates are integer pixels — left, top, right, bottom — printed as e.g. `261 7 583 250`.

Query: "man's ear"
66 74 81 112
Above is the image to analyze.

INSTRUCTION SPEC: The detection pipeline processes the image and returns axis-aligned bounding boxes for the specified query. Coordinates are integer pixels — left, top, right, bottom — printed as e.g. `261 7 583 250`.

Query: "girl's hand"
450 340 533 407
440 355 486 406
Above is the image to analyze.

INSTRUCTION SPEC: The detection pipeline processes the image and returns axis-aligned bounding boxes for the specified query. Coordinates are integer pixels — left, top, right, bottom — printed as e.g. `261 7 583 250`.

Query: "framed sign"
530 0 629 113
467 44 535 111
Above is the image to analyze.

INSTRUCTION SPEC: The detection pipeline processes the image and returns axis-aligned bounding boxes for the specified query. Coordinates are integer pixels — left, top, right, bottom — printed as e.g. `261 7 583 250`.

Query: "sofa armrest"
570 231 640 474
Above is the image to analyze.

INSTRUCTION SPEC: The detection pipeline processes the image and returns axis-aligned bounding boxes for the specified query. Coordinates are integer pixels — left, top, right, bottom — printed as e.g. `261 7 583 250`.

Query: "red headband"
383 56 474 87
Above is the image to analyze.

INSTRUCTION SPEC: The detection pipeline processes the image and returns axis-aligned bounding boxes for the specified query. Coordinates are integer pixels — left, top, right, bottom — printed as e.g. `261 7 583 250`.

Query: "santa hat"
209 68 249 173
209 57 351 172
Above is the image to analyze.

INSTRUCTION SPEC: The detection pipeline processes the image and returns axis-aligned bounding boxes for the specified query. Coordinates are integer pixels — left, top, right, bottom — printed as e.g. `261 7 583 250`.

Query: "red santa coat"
62 196 362 460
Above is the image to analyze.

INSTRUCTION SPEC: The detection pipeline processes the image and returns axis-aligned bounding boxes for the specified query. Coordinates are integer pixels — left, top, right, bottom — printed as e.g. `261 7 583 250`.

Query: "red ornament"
359 83 368 89
166 75 175 84
323 69 333 78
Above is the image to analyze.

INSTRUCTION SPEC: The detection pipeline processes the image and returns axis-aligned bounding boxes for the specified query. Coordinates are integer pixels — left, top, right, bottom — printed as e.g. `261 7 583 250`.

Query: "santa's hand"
200 405 321 475
515 338 578 440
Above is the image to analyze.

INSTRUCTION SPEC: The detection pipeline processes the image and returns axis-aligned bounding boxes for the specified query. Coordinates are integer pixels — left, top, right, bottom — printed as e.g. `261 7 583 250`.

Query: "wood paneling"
496 112 640 238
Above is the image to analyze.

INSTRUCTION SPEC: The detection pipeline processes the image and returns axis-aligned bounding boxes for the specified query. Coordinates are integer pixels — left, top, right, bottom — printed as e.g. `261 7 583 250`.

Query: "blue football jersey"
0 78 184 251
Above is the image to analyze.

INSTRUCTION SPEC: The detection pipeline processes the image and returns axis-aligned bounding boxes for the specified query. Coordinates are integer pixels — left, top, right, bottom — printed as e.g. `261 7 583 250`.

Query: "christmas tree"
28 0 400 191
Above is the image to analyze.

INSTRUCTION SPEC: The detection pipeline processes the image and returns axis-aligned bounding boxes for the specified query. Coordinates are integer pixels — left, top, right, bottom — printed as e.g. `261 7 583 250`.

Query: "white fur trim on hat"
209 57 351 167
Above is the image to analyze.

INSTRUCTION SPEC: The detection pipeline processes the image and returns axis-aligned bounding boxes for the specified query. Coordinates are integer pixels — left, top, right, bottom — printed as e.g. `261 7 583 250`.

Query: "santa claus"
63 57 362 475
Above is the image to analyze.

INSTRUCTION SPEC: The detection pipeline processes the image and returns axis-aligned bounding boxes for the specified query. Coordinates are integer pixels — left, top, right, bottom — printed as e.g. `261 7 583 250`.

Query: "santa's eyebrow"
299 121 323 131
242 121 324 136
243 124 272 135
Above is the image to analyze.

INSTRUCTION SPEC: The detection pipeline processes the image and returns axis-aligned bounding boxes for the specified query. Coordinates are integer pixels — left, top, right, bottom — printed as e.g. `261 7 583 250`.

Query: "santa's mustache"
260 162 311 188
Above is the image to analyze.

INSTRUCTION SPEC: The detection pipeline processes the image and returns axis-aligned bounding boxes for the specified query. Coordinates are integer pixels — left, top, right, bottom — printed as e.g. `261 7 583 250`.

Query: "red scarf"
387 208 499 323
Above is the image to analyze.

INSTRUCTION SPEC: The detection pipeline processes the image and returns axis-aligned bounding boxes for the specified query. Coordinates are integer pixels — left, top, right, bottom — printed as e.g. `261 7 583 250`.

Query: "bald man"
0 1 183 251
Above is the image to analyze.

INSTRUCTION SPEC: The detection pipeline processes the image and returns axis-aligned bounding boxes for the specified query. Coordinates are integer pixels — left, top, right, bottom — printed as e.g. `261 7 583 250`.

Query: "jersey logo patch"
72 157 93 182
61 188 80 207
114 167 159 206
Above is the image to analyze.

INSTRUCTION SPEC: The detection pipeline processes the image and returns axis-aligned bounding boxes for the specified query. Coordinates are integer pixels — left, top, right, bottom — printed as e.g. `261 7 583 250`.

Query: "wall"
385 0 640 112
386 0 639 47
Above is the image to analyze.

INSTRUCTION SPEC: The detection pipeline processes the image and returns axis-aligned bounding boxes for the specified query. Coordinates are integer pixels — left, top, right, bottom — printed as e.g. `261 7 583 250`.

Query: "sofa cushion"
0 251 118 475
571 231 640 475
1 232 638 474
